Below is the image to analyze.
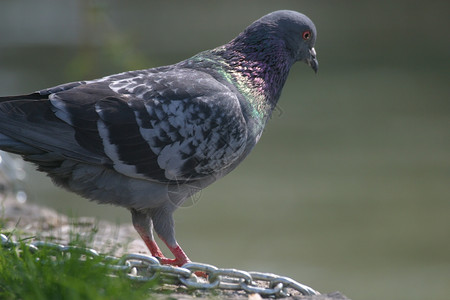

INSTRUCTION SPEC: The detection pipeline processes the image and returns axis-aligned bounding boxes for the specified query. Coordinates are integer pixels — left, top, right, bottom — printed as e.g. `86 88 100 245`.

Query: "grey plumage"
0 10 318 265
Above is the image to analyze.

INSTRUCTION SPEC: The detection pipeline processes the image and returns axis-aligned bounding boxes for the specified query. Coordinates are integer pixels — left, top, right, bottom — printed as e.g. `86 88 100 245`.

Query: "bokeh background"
1 1 449 299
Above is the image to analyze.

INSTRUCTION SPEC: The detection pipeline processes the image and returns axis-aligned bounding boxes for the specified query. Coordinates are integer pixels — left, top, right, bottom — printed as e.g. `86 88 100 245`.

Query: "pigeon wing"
13 68 249 184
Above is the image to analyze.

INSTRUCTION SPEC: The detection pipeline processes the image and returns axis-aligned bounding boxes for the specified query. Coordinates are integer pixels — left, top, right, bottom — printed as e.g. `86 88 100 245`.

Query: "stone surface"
1 196 147 256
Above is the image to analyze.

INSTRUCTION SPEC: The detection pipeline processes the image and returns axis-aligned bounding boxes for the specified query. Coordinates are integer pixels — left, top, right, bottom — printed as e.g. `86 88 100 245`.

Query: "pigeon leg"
157 240 190 266
152 206 191 266
130 208 166 259
131 207 191 266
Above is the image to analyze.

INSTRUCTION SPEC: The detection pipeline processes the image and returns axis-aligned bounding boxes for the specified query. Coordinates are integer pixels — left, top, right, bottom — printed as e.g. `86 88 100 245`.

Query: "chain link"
0 233 320 297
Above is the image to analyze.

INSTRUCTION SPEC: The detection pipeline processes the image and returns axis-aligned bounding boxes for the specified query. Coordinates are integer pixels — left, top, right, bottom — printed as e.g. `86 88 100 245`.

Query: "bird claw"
154 257 206 277
156 256 187 267
194 271 208 278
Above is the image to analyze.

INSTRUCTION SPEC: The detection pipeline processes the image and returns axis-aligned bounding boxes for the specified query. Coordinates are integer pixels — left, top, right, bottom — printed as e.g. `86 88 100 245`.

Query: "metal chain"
0 233 319 297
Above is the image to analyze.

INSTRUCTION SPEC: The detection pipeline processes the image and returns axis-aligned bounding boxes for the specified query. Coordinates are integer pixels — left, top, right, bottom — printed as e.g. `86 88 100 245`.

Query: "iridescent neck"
213 41 293 122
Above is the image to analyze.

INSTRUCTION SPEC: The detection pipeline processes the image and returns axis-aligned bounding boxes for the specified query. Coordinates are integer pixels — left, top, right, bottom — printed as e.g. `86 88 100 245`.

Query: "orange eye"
302 30 311 40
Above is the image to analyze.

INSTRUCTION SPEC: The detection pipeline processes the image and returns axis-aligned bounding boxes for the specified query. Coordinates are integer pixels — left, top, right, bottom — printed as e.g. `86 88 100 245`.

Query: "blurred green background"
1 1 449 299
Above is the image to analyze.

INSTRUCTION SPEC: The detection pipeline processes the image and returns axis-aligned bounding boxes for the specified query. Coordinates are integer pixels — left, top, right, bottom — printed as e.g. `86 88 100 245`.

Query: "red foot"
134 226 197 271
156 257 206 277
194 271 208 278
158 257 187 266
140 237 190 267
159 244 190 266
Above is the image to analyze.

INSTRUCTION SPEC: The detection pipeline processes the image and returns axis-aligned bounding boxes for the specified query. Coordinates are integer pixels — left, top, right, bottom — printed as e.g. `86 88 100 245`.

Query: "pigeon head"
230 10 318 73
213 10 318 110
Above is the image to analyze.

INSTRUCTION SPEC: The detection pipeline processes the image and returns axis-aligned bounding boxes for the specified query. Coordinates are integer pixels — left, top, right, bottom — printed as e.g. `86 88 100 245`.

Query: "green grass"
0 231 157 300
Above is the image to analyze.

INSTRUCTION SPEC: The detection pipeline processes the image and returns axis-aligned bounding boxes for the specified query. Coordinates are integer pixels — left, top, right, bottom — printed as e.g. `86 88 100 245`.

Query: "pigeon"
0 10 318 266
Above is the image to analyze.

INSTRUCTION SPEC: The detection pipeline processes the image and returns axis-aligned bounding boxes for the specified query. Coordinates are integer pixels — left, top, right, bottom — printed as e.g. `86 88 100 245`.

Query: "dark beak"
307 47 318 73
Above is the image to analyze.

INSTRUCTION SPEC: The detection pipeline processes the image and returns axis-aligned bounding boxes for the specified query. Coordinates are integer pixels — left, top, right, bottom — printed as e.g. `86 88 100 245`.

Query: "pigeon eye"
302 30 311 40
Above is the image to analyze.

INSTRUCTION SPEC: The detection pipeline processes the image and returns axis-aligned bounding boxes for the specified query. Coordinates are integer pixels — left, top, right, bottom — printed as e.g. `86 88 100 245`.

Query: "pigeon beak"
307 47 318 73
